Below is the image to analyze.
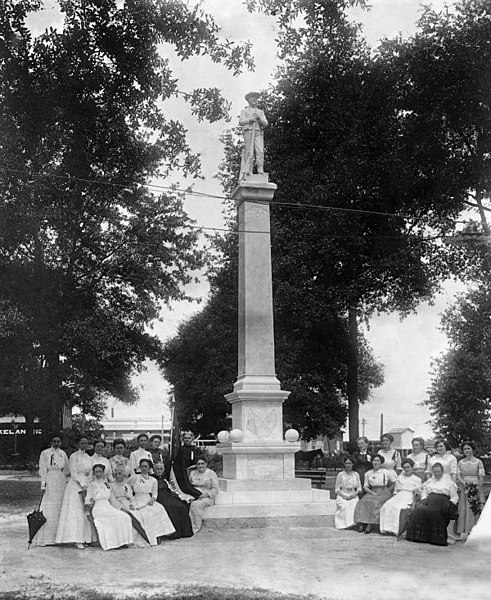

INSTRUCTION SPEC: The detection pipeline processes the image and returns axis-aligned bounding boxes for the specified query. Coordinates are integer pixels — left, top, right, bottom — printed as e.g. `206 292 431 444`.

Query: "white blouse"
394 473 421 494
406 451 429 471
422 475 458 504
335 470 361 495
378 448 402 471
38 447 69 489
364 468 397 488
69 450 93 489
189 468 219 499
426 453 457 478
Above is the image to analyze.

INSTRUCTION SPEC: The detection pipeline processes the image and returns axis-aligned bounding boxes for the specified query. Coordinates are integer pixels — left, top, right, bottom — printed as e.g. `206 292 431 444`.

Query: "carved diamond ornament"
245 406 278 440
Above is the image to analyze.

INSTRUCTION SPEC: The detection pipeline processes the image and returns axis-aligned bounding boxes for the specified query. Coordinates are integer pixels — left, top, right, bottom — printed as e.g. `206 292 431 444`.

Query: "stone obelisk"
206 93 334 524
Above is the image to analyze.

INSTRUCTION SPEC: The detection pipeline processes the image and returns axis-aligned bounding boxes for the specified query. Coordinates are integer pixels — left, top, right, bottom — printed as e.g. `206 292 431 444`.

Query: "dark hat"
245 91 260 102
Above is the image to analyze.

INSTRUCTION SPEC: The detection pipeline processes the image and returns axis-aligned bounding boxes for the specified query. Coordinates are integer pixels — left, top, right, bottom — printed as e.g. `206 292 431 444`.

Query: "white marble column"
219 174 299 483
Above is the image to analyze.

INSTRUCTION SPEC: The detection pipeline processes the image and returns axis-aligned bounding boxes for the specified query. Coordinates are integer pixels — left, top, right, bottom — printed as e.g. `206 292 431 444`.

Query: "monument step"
215 488 330 505
202 514 336 530
204 499 336 519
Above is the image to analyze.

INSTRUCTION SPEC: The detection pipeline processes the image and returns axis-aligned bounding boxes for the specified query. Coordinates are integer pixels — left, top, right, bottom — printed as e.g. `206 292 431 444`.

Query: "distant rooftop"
387 427 415 434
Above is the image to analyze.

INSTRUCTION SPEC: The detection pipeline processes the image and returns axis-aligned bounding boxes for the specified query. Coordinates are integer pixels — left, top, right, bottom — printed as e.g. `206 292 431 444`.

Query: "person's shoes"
75 543 85 549
357 524 364 533
364 525 372 534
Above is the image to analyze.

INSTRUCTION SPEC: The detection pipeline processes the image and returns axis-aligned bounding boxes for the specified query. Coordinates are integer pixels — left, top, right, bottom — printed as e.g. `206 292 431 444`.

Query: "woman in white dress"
354 454 396 534
110 439 130 479
91 439 114 482
378 433 402 474
188 457 219 533
55 436 94 549
110 466 149 547
425 439 457 482
85 464 133 550
380 458 421 535
334 456 361 529
128 458 175 545
456 441 485 537
33 435 70 546
406 437 429 482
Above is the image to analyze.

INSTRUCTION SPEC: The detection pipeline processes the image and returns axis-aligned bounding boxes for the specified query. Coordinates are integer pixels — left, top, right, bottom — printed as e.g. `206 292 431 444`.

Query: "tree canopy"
0 0 253 436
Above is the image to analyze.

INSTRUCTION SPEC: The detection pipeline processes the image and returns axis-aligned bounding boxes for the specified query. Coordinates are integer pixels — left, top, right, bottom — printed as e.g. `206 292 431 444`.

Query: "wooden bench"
295 469 327 488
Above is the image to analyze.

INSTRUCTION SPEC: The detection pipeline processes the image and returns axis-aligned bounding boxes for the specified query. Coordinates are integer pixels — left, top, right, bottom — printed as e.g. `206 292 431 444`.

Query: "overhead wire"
0 165 471 238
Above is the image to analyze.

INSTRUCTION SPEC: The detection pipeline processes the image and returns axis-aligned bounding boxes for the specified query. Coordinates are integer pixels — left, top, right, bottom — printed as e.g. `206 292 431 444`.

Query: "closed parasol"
27 496 47 549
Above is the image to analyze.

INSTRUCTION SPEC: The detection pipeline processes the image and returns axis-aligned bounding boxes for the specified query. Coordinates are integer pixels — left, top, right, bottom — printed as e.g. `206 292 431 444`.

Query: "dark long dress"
406 493 458 546
153 475 193 539
171 445 202 499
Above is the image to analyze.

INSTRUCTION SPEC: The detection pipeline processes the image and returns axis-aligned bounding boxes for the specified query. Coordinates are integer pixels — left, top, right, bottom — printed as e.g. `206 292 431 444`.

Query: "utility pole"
361 418 367 437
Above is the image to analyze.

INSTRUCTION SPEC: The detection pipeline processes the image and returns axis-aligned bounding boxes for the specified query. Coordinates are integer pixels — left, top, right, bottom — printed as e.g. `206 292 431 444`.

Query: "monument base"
203 484 335 528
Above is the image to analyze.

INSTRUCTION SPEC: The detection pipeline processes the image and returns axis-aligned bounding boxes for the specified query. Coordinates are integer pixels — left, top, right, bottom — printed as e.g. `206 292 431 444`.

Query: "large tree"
426 284 491 451
0 0 253 438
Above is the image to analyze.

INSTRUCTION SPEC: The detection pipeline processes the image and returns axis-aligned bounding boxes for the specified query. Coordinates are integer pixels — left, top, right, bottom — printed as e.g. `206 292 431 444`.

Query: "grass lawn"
0 479 40 516
0 587 317 600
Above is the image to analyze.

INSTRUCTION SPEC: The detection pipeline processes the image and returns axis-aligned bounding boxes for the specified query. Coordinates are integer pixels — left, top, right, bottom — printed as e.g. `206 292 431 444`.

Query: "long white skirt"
189 497 214 534
335 496 359 529
33 470 67 546
131 494 175 545
55 479 93 545
466 493 491 551
92 499 133 550
379 490 413 535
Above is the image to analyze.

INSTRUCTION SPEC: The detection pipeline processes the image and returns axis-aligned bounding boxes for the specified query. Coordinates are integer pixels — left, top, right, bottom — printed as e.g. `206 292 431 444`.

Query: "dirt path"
1 518 489 600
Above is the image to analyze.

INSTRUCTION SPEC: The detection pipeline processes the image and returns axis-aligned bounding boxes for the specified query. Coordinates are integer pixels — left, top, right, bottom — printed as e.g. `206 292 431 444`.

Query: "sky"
30 0 463 439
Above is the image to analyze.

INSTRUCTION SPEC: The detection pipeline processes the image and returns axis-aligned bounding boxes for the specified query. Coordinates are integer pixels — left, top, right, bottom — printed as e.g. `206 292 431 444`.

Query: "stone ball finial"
217 430 230 443
285 428 300 442
229 429 244 443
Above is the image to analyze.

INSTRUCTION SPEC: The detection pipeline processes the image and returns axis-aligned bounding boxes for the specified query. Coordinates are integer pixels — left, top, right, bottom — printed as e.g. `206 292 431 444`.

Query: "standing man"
129 433 152 475
239 91 268 178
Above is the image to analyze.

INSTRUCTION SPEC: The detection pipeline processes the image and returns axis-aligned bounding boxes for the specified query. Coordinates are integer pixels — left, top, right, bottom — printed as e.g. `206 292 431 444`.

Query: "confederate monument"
207 93 335 524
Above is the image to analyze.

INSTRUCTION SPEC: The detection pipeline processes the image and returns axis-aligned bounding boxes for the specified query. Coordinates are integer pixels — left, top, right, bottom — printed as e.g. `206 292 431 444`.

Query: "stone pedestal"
206 174 335 526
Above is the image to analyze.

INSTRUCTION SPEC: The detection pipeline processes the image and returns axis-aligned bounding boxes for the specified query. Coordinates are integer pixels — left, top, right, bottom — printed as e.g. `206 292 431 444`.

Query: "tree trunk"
347 305 359 442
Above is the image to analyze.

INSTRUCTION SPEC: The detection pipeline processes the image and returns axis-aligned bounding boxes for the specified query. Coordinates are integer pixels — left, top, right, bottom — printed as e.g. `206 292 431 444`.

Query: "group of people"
334 433 487 546
33 431 219 551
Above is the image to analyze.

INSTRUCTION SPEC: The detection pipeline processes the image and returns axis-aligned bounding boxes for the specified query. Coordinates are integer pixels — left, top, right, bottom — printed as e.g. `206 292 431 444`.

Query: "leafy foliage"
0 0 253 434
426 284 491 451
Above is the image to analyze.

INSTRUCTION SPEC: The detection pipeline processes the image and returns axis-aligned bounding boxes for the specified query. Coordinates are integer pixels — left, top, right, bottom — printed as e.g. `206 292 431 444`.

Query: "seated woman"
153 462 193 539
188 457 219 534
406 462 459 546
128 458 175 545
110 466 149 547
85 464 133 550
380 458 421 536
334 456 362 530
456 441 485 539
354 454 396 534
109 439 130 479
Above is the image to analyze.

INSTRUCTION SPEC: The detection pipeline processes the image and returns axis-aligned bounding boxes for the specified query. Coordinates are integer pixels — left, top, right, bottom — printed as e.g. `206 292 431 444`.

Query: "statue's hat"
245 91 260 102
